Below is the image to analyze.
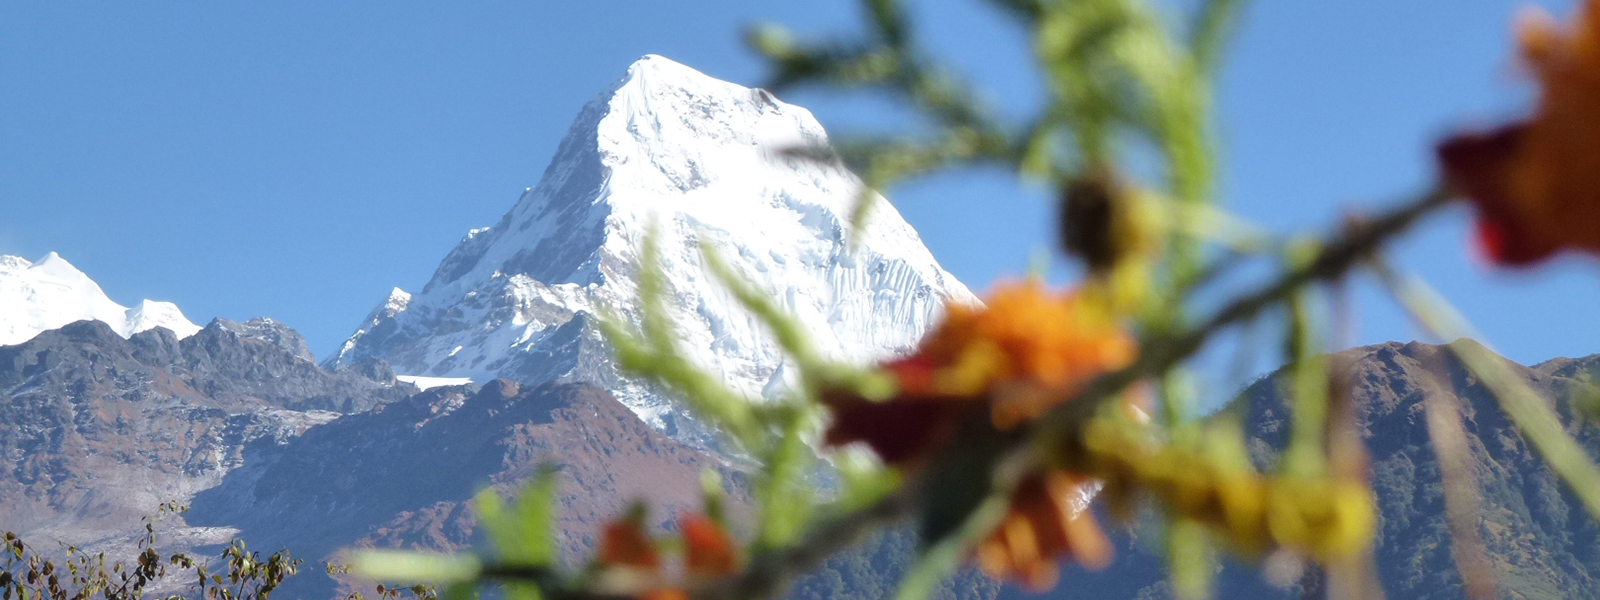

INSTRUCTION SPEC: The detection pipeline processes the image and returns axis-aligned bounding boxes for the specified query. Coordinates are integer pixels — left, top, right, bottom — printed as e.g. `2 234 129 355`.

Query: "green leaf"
699 243 823 376
835 447 902 513
478 468 560 567
753 407 820 550
1282 287 1329 478
503 582 544 600
867 0 910 48
982 0 1044 21
1166 518 1214 600
1189 0 1247 74
348 552 481 585
700 469 728 524
442 582 478 600
897 451 1014 600
917 420 1014 547
594 226 762 447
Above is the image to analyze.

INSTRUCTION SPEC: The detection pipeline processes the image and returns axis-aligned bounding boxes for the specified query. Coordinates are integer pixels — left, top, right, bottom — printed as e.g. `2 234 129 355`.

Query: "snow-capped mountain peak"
0 252 202 346
328 55 974 436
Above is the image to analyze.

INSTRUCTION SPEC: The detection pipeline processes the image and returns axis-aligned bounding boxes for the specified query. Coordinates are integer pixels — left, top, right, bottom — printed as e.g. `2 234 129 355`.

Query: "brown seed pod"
1060 174 1118 272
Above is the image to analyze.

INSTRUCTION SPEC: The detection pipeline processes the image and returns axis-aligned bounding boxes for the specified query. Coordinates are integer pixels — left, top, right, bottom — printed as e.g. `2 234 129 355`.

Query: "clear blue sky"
2 0 1594 380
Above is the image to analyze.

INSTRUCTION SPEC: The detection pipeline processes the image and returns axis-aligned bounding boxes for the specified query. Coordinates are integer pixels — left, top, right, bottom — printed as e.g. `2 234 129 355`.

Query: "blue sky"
2 0 1594 381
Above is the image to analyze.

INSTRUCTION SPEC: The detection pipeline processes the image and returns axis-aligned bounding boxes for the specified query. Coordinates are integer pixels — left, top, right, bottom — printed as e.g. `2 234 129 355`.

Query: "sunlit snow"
328 55 976 436
0 253 202 346
395 375 476 391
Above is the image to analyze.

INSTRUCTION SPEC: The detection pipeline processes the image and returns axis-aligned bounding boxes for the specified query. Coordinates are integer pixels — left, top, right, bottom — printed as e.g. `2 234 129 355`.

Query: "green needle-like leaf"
1382 266 1600 524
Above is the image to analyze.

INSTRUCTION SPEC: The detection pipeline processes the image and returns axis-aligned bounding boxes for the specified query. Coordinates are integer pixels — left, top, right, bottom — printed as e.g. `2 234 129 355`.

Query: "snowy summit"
0 253 202 346
327 55 975 436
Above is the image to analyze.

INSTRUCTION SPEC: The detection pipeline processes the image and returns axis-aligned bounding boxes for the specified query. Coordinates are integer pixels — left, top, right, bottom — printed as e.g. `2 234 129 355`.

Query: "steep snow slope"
328 55 974 433
0 253 201 346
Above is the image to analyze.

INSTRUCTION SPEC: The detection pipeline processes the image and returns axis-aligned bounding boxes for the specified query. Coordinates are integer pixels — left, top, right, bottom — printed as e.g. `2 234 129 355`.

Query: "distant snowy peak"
329 55 974 433
0 253 201 346
416 54 938 298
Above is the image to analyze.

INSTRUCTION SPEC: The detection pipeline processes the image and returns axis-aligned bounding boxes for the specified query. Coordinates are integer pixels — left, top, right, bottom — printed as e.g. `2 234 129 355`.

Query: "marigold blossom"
975 471 1112 591
823 281 1136 466
821 281 1134 590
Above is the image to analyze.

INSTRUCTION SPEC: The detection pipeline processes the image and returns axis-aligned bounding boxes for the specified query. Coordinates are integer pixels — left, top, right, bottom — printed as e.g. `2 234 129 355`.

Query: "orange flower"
822 282 1131 591
823 281 1136 466
903 282 1134 404
975 471 1113 591
639 589 688 600
594 509 740 599
1438 0 1600 265
680 512 739 579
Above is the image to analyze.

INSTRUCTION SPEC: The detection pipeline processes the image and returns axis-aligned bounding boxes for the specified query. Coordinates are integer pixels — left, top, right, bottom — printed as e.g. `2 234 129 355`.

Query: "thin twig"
1036 185 1450 444
478 184 1452 600
710 183 1450 600
701 488 918 600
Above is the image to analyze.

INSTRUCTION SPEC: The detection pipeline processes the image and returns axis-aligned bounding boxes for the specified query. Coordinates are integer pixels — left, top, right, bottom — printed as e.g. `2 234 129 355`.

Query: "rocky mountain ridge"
0 316 410 549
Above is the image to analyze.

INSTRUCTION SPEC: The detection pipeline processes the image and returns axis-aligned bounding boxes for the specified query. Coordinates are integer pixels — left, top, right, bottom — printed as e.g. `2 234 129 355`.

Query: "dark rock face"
332 356 401 386
1013 341 1600 600
208 317 317 363
180 319 401 414
0 319 409 546
186 380 730 599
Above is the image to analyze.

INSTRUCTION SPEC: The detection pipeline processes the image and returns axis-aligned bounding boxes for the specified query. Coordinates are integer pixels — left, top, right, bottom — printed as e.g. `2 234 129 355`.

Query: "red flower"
1439 1 1600 265
593 508 740 598
680 512 740 579
599 514 660 570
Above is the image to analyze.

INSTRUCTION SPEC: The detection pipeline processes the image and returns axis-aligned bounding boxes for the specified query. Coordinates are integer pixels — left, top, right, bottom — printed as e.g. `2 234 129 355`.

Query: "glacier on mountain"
327 55 975 434
0 252 201 346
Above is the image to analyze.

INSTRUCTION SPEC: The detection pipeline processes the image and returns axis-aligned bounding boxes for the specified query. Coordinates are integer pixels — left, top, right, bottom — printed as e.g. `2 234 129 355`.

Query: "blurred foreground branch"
451 183 1450 600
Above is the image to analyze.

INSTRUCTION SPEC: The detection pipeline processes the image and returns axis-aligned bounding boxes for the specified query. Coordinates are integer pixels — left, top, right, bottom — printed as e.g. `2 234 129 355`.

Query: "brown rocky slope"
184 379 734 597
0 317 411 549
